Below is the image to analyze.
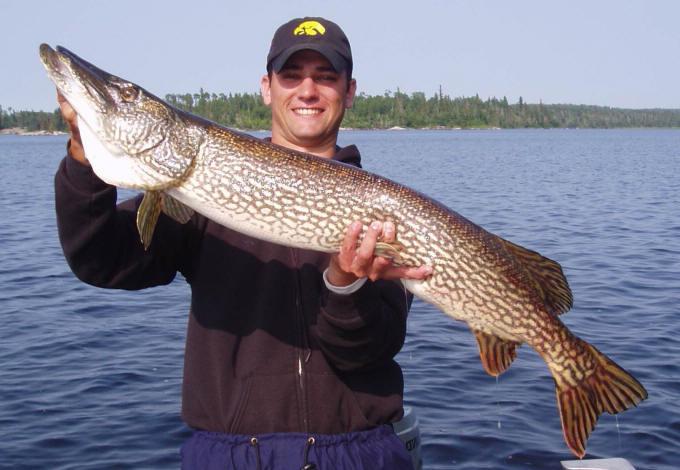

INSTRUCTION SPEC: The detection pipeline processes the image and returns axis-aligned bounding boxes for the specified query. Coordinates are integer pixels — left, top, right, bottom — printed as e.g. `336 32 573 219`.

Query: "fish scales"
39 43 647 458
180 129 451 260
186 127 624 407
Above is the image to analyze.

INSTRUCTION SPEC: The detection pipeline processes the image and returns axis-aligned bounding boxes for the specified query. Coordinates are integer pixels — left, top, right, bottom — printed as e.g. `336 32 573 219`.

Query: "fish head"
39 44 201 190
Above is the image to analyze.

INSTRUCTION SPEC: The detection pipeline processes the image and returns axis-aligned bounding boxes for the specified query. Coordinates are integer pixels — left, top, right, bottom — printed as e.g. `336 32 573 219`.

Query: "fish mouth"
39 43 113 112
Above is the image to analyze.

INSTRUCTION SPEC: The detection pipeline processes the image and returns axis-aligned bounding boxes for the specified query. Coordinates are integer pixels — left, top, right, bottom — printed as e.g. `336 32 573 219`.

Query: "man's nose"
297 77 318 100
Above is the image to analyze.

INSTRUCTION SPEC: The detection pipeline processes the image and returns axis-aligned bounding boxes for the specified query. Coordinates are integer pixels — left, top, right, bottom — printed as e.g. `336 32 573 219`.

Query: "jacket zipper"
291 247 309 432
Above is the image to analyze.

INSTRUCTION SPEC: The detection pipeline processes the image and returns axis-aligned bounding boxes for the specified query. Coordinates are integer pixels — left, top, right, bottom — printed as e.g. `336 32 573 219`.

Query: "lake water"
1 129 678 469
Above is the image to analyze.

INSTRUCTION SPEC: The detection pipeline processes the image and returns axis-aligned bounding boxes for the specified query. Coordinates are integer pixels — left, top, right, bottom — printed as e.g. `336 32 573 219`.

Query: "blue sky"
3 0 679 111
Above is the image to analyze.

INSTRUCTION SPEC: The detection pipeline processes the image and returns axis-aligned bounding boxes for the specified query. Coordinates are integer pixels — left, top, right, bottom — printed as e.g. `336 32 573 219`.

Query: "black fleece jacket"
54 143 412 435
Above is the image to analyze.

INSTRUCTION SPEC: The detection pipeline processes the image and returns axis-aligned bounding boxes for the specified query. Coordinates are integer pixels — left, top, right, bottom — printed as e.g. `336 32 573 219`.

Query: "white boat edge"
561 457 636 470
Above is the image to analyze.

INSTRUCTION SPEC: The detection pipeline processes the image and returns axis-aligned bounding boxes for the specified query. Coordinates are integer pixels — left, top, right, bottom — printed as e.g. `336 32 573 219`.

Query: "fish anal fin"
500 238 573 316
161 193 194 224
137 191 162 250
472 329 519 377
554 342 648 458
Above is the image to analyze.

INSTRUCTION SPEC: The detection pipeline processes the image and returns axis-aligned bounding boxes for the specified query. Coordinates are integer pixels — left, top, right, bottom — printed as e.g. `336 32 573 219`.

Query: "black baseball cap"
267 17 353 77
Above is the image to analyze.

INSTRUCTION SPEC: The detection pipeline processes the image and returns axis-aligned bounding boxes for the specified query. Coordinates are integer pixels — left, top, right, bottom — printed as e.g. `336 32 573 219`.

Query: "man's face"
261 50 356 155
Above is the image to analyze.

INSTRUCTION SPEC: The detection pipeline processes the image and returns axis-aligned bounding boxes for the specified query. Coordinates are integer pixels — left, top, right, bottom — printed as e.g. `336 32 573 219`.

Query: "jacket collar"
332 144 362 168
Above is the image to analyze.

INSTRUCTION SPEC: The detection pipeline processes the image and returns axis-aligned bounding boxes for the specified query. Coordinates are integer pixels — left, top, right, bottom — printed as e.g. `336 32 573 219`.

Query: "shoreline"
2 126 677 136
0 127 67 136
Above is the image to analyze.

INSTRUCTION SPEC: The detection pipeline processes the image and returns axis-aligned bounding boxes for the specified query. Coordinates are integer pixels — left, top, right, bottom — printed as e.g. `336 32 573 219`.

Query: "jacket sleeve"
54 154 193 289
314 279 413 372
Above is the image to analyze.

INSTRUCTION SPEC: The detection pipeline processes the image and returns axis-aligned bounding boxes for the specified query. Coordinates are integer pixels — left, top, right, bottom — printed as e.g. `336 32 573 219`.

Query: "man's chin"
290 128 329 144
279 131 335 154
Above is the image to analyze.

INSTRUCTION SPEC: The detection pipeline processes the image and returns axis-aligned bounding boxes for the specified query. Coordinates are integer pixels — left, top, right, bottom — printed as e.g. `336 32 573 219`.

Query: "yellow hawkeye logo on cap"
293 20 326 36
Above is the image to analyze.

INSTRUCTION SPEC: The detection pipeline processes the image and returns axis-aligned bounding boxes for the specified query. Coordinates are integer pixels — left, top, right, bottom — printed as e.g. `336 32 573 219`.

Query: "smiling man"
261 20 357 157
54 16 427 470
262 49 354 155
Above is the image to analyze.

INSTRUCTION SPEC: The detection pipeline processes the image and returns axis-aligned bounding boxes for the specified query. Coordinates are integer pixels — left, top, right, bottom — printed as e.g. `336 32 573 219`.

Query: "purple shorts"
180 424 414 470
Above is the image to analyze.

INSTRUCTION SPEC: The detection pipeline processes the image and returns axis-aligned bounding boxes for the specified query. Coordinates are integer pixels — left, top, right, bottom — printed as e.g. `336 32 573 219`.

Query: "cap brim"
269 44 348 74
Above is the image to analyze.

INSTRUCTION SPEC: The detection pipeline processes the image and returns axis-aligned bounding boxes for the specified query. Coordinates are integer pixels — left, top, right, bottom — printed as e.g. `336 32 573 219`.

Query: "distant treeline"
0 106 67 132
166 90 680 129
3 91 680 132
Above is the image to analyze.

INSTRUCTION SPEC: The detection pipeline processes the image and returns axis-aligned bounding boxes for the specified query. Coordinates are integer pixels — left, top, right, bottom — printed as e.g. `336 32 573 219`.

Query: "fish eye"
119 86 139 102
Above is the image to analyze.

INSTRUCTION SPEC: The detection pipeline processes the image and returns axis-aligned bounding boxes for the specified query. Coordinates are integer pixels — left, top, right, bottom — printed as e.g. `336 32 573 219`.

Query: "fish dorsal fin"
472 328 519 377
137 191 162 250
161 193 194 224
500 238 573 316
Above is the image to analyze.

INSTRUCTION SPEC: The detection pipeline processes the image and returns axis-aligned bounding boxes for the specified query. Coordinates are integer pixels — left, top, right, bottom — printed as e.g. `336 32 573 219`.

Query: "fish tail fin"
554 342 647 458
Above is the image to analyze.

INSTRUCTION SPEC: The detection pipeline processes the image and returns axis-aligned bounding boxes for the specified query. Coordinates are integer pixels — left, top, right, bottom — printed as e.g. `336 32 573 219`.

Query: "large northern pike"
39 44 646 458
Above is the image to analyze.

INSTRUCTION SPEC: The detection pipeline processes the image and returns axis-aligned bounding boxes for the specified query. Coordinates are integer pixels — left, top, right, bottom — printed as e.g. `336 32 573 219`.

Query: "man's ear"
345 78 357 109
260 74 272 106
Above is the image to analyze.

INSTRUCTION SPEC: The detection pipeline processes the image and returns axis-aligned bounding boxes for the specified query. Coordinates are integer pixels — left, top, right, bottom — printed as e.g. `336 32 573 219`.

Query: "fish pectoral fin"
499 237 573 316
471 329 519 377
161 194 194 224
553 341 648 459
374 242 404 265
137 192 194 250
137 191 163 250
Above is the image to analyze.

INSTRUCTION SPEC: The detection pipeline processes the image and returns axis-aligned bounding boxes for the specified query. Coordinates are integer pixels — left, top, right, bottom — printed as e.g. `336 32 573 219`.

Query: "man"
55 17 430 469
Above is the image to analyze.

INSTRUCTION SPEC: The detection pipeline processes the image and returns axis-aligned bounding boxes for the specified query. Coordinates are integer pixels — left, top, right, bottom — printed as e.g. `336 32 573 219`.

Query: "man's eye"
281 73 300 81
318 75 337 82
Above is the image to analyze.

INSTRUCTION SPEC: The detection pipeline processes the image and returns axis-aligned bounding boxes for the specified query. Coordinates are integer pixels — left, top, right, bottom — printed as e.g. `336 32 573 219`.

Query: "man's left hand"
326 220 433 286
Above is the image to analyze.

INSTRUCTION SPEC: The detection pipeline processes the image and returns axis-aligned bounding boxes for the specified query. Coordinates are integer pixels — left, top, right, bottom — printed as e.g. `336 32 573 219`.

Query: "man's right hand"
57 91 88 165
